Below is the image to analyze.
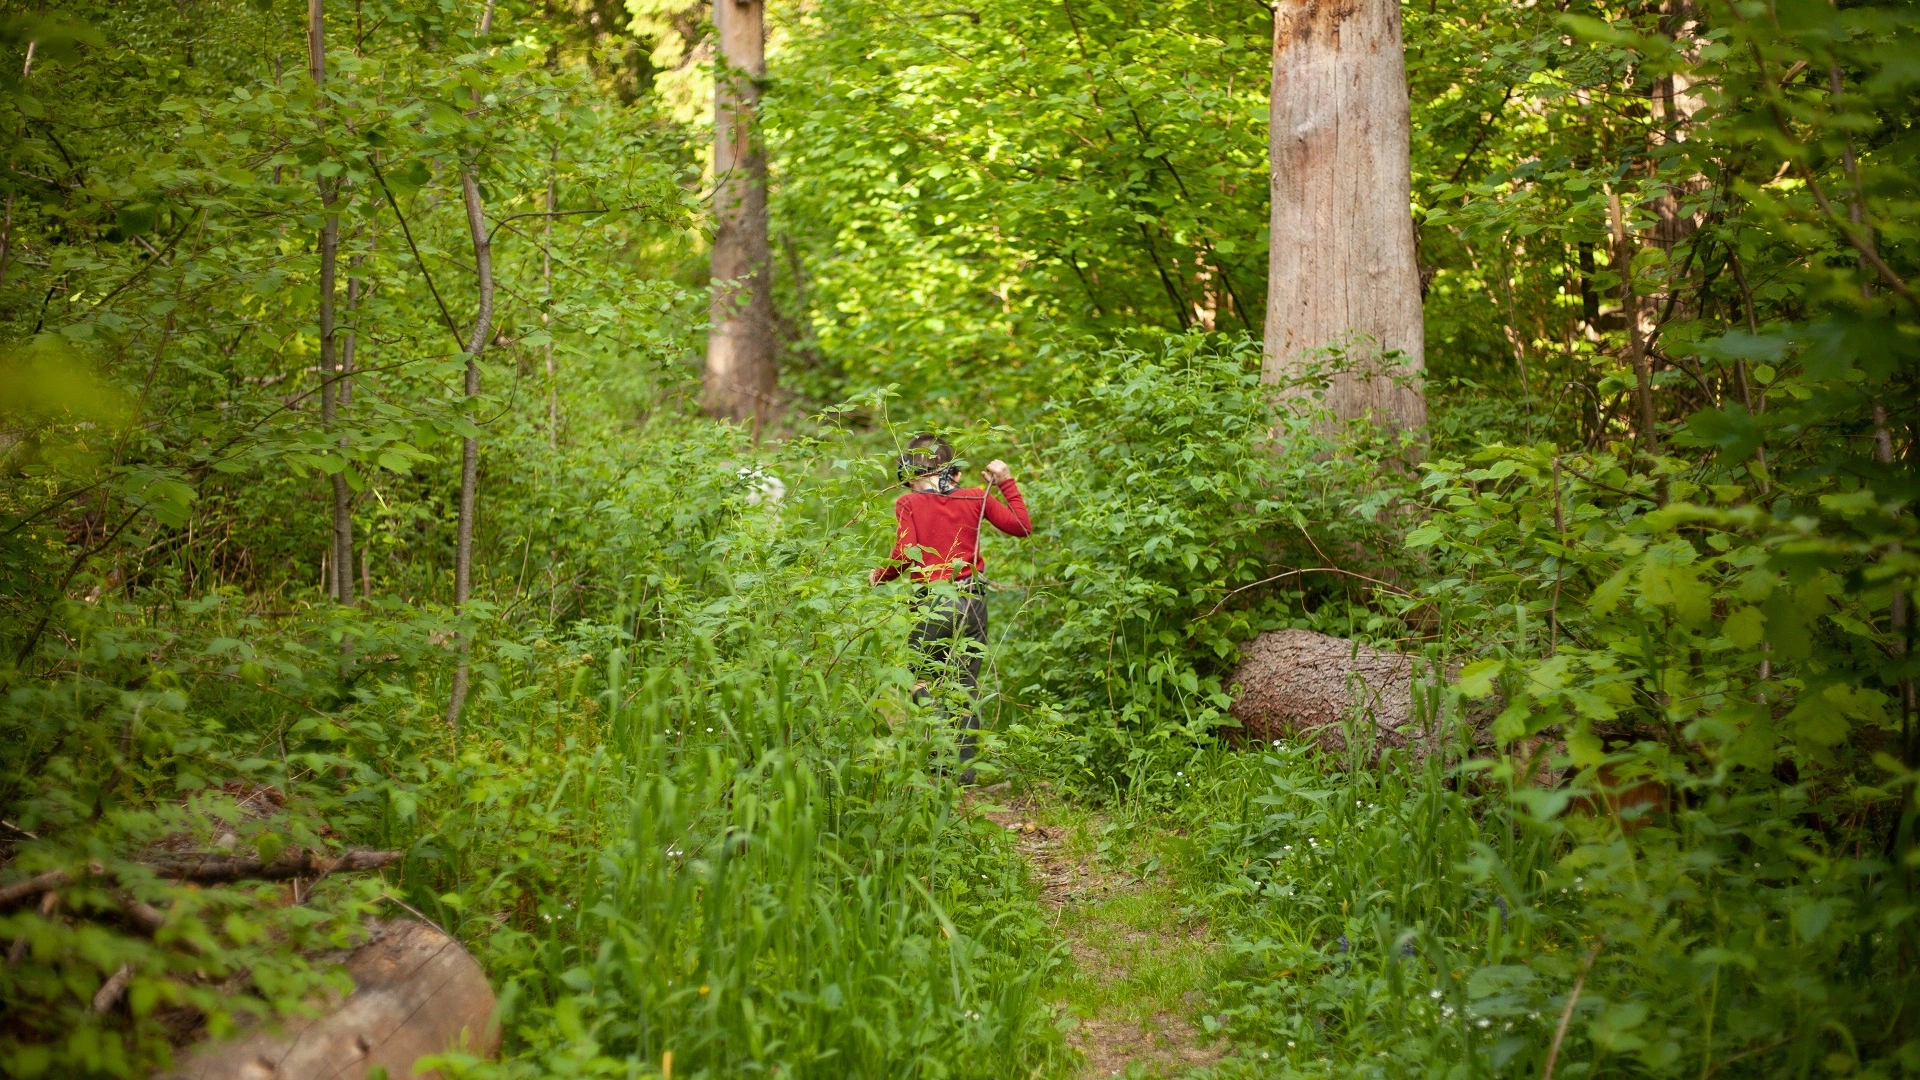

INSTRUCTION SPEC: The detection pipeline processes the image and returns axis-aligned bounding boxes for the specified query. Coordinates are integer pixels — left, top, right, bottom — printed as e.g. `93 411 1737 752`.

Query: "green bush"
992 334 1423 799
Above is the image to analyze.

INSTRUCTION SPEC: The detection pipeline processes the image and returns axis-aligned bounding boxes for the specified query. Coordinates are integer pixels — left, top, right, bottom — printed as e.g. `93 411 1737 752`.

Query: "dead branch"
0 849 400 909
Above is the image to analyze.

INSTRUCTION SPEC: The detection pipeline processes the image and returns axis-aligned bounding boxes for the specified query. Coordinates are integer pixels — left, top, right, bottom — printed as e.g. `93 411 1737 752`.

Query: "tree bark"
444 166 493 732
704 0 777 430
309 0 354 604
1262 0 1426 432
160 920 499 1080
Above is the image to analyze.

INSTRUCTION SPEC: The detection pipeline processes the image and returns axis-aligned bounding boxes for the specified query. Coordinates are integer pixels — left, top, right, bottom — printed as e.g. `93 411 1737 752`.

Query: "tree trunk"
1606 185 1658 455
309 0 354 604
544 141 559 447
1262 0 1426 432
444 166 493 732
704 0 776 430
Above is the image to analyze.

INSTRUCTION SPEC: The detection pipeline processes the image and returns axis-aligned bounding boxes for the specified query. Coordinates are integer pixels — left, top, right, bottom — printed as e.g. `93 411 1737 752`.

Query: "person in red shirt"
870 434 1032 783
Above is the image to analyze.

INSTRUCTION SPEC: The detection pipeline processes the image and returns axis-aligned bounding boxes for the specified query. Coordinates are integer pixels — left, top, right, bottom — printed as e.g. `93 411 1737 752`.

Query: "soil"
972 786 1228 1079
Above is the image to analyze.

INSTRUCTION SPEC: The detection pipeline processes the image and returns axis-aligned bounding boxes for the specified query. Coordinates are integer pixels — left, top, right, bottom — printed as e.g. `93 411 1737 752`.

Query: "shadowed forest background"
0 0 1915 1077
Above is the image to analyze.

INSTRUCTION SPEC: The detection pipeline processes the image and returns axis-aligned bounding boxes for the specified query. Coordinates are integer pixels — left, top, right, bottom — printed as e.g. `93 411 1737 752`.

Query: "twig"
1556 460 1647 501
119 895 167 934
1193 567 1414 622
92 963 132 1013
367 157 464 350
1701 1035 1792 1080
483 203 661 247
13 505 144 667
1542 937 1605 1080
0 869 68 907
373 892 450 938
1801 169 1918 310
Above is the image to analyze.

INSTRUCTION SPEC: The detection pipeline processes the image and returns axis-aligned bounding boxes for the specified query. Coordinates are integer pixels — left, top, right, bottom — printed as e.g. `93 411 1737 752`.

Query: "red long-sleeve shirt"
874 479 1031 584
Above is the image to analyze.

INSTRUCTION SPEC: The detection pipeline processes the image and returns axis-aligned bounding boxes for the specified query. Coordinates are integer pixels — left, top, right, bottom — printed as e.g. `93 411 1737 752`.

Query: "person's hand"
869 567 887 586
984 459 1012 484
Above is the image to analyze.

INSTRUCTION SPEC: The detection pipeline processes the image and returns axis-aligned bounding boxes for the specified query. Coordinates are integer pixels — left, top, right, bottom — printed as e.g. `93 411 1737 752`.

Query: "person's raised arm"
871 495 915 585
981 460 1031 537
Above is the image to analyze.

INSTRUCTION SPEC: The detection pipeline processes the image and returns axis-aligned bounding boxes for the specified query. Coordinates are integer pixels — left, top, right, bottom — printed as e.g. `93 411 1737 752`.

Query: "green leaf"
1590 566 1632 616
1760 589 1811 661
1405 523 1445 548
1680 403 1762 461
1456 659 1503 699
1791 898 1836 943
1724 607 1764 647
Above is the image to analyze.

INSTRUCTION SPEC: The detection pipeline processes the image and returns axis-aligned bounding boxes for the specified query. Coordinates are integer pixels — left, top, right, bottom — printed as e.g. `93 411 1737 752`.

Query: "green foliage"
767 0 1273 414
2 0 1916 1077
990 335 1423 797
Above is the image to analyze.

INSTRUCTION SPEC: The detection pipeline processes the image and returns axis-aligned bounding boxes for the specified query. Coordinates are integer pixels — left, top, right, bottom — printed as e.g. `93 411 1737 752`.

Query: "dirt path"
973 786 1228 1079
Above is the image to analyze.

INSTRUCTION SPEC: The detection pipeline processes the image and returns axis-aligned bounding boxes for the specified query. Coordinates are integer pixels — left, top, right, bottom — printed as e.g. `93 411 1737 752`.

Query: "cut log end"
160 919 499 1080
1228 628 1436 759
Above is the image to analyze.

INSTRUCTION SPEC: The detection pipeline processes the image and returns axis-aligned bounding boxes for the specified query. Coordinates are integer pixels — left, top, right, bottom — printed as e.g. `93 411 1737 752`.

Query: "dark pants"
908 586 988 773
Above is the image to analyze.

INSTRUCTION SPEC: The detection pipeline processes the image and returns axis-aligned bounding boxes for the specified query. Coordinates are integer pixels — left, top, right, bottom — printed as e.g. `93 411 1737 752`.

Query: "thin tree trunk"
0 45 33 290
544 141 558 448
1607 185 1658 455
444 165 493 732
342 245 364 410
0 193 13 289
704 0 777 430
309 0 354 605
1262 0 1426 432
337 246 364 604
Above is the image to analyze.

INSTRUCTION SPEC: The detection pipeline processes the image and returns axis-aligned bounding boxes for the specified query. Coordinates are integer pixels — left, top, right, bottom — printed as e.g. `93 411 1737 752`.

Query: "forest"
0 0 1914 1076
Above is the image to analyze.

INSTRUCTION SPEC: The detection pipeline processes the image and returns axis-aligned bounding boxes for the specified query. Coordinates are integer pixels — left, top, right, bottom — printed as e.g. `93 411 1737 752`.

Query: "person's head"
899 434 956 490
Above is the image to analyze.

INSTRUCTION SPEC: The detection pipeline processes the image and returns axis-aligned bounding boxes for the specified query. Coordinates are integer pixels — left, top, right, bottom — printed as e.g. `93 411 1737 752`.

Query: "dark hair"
898 434 954 481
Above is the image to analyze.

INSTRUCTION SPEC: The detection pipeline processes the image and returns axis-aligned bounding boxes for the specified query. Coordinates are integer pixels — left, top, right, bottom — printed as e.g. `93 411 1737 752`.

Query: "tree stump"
1227 628 1440 759
160 920 498 1080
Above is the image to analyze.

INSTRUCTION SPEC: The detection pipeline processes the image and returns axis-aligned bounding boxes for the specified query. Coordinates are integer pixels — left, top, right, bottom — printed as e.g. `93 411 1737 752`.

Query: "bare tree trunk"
308 0 354 605
704 0 777 430
1606 185 1658 454
544 141 559 448
1262 0 1426 433
444 166 493 732
0 193 14 289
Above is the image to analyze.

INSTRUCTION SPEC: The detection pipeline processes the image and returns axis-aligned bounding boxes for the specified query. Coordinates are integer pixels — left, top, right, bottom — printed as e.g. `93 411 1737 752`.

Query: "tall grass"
0 416 1068 1079
370 438 1068 1078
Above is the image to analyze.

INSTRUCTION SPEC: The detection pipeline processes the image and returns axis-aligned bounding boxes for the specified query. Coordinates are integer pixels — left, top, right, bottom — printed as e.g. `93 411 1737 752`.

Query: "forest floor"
971 785 1231 1079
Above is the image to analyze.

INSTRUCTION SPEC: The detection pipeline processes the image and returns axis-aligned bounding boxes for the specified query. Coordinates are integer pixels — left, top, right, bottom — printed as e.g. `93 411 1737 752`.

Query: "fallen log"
1227 628 1453 760
0 850 401 909
159 919 499 1080
141 849 402 884
0 868 71 907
